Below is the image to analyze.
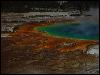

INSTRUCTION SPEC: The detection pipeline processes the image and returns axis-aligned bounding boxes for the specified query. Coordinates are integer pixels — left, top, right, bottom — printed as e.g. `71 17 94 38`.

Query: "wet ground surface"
1 13 99 74
1 42 99 74
1 27 99 74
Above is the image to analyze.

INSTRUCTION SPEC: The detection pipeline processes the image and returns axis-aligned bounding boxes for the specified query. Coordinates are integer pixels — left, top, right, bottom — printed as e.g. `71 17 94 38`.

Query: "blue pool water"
36 21 99 40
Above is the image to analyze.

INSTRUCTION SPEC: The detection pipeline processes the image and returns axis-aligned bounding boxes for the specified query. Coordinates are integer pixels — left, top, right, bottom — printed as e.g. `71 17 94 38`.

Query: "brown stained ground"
1 21 99 74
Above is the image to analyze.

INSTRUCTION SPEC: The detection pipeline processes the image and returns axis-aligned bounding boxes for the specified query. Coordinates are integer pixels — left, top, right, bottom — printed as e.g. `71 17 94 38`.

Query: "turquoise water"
36 21 99 40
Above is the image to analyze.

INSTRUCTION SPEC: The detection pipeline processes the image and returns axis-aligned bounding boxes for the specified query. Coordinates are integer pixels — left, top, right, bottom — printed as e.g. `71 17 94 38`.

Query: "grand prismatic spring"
1 1 99 74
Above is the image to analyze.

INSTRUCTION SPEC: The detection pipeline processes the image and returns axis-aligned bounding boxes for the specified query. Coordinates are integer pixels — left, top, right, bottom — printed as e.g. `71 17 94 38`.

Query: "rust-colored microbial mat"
1 1 99 74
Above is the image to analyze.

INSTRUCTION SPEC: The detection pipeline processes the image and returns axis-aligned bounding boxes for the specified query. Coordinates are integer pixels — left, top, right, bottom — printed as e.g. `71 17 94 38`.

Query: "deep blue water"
36 21 99 40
